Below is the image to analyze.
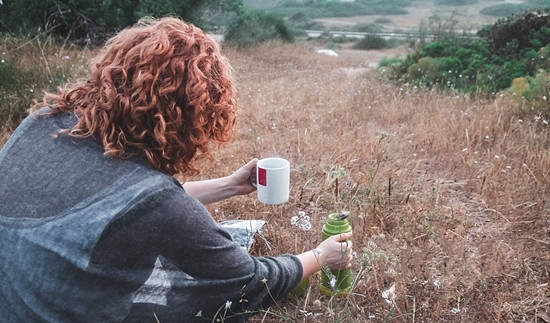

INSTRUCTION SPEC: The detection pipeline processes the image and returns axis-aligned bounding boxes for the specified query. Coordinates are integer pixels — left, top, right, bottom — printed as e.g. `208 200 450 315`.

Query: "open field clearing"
184 41 550 322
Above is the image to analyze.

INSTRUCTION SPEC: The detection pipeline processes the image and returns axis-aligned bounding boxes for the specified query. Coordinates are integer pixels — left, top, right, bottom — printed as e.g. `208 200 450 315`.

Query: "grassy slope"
187 41 549 322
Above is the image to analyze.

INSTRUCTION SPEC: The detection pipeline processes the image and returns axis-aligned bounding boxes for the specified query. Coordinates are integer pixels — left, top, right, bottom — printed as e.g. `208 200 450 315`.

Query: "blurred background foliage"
384 7 550 121
0 0 245 45
1 0 550 128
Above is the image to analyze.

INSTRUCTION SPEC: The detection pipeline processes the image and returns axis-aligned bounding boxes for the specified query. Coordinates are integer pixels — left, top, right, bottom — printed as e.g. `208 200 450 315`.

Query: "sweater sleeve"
93 189 303 322
158 193 303 310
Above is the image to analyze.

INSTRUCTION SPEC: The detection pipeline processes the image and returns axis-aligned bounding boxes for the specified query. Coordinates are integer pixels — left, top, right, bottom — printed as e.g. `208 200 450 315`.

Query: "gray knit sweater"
0 110 302 323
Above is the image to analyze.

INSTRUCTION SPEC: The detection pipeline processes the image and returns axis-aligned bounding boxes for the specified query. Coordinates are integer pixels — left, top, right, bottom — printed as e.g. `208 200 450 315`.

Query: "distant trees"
0 0 244 45
0 0 297 49
387 8 550 96
224 11 294 48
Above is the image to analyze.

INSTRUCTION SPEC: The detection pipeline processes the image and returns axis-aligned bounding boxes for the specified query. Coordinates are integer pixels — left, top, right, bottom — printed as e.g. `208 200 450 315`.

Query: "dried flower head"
290 211 312 231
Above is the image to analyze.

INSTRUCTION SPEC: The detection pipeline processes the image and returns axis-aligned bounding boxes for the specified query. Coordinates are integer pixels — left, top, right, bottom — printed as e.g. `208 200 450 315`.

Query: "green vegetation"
224 11 295 48
480 0 550 16
0 0 244 44
353 34 400 50
287 11 324 30
386 7 550 118
272 0 411 18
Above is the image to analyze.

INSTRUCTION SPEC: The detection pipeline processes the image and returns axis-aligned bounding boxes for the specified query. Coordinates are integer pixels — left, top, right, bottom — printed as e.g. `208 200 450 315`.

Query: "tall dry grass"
1 38 548 322
0 34 92 143
193 42 550 322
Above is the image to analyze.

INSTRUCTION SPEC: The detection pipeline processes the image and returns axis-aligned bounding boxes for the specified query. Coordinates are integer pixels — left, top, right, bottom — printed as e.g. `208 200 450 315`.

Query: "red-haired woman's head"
41 17 236 176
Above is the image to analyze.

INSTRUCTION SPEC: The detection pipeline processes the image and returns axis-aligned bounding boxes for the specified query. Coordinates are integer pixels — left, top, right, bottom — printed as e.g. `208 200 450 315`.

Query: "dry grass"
191 41 550 322
1 37 549 322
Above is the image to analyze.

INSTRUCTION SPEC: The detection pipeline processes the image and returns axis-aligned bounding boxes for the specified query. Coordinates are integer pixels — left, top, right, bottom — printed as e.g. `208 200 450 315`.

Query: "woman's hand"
297 231 354 279
227 158 258 196
315 232 354 271
182 158 258 205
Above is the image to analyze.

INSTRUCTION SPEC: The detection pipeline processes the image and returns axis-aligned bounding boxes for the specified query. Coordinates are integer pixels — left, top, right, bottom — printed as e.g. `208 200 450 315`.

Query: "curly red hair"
36 17 236 176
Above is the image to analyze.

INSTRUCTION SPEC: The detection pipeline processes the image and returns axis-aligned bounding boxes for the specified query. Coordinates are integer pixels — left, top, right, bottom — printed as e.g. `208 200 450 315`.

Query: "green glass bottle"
289 277 310 297
319 211 352 297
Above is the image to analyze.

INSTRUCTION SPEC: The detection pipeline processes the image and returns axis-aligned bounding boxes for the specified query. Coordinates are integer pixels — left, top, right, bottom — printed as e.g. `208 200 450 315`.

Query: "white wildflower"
224 300 232 310
291 211 311 231
299 310 313 317
329 275 337 289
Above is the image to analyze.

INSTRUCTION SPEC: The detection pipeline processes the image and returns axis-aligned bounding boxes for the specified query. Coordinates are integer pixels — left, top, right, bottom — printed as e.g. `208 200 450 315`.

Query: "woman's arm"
182 158 257 205
296 232 353 280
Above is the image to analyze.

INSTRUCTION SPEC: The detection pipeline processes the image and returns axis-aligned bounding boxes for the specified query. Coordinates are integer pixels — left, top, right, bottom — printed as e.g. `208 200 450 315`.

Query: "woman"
0 17 353 323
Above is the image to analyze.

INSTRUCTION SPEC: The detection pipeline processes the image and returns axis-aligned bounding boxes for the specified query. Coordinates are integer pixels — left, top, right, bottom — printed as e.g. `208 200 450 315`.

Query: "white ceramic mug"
256 157 290 205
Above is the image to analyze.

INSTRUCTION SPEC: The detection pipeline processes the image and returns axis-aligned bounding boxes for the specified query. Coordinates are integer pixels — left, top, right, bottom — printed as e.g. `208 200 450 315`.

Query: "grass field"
186 41 549 322
1 14 549 322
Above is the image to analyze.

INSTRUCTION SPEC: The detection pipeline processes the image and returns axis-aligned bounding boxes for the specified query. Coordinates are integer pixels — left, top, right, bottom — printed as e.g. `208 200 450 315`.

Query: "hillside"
245 0 529 32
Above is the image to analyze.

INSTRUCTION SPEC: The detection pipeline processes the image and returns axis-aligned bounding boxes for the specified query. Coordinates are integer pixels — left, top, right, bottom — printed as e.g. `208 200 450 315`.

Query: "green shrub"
378 57 404 68
354 23 383 33
386 8 550 99
286 11 325 30
353 34 389 50
479 8 550 58
509 71 550 120
224 11 294 48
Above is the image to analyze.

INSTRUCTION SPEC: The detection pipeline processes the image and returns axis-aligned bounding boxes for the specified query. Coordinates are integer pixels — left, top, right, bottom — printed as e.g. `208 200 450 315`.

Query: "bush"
479 8 550 58
386 8 550 98
378 57 404 68
224 11 294 48
509 71 550 120
354 23 383 33
286 11 324 30
353 34 389 50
